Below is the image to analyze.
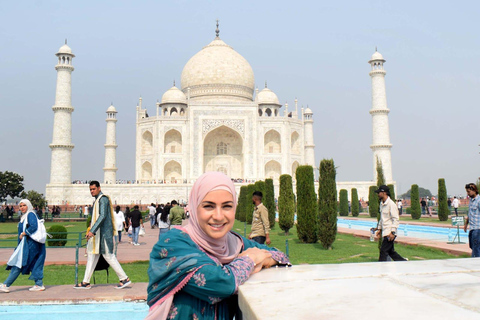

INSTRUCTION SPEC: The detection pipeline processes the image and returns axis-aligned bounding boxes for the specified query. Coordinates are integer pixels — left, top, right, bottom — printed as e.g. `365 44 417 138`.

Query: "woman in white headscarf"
0 199 46 293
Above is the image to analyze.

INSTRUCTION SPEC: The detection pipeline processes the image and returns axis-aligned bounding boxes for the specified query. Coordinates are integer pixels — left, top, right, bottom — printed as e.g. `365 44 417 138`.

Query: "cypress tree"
236 185 248 222
296 165 318 243
368 186 379 218
264 179 276 229
245 184 256 224
387 184 396 202
410 184 421 219
254 180 266 198
376 157 385 186
351 188 359 217
278 174 295 235
318 159 337 249
438 178 449 221
339 189 349 216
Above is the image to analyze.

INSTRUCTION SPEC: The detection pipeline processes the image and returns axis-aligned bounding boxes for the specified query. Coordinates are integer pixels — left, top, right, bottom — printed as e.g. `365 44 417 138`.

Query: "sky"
0 0 479 197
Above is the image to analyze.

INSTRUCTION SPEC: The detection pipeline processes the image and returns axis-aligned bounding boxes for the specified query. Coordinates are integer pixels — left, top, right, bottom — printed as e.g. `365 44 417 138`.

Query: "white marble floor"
238 258 480 320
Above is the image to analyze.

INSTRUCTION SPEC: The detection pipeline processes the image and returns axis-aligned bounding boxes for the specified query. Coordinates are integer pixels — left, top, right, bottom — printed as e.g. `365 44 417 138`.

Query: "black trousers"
379 236 407 261
252 236 266 244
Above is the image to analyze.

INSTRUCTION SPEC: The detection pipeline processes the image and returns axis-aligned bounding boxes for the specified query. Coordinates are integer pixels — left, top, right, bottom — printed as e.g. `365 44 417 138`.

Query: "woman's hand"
19 232 26 240
239 248 273 274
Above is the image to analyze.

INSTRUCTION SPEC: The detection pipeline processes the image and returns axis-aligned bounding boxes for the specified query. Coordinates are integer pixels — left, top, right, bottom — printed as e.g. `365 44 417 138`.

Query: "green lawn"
0 219 468 286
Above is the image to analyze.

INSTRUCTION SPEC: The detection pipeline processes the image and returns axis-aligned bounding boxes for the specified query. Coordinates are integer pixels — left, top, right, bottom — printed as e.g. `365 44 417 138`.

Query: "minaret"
104 104 118 184
49 41 75 184
369 49 393 182
303 106 316 169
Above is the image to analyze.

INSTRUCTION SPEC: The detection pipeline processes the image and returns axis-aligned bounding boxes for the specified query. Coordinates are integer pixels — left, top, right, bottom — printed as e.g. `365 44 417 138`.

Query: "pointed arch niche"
264 129 281 154
164 129 182 154
291 131 300 155
203 126 243 178
142 161 152 181
265 160 281 181
164 160 182 183
142 131 153 154
292 161 300 180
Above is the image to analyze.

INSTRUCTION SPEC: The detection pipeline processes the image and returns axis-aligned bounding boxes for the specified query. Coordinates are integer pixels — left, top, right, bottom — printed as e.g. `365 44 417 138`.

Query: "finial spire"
65 38 67 45
173 79 176 87
111 101 113 105
375 46 377 52
265 81 267 88
215 19 220 38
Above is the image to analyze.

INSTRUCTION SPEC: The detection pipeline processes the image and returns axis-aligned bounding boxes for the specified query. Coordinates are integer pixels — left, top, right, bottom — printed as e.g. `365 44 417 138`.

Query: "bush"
296 166 318 243
278 174 295 235
410 184 421 220
351 188 359 217
387 184 396 202
318 159 337 249
339 189 349 216
47 225 68 247
245 184 256 224
438 178 449 221
368 186 379 218
264 179 276 229
236 186 248 222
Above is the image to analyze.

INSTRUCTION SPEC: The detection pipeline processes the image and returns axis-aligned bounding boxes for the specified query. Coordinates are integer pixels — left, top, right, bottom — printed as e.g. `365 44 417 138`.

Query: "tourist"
168 200 185 226
463 183 480 257
114 206 125 243
421 198 427 215
129 205 144 246
0 199 46 293
157 206 170 240
374 185 407 262
249 191 271 245
74 181 131 289
124 207 132 243
397 199 403 215
427 197 434 217
452 196 460 216
146 172 290 319
155 204 163 227
148 203 156 229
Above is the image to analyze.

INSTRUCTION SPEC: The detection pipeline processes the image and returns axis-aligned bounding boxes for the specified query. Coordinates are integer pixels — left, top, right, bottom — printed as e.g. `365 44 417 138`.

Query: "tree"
296 166 318 243
318 159 337 249
20 190 46 209
438 178 449 221
245 184 256 224
278 174 295 235
368 186 379 218
339 189 349 216
254 180 266 197
376 157 385 187
410 184 421 219
400 187 433 199
264 179 276 229
0 171 24 203
387 184 396 202
351 188 359 217
236 186 248 222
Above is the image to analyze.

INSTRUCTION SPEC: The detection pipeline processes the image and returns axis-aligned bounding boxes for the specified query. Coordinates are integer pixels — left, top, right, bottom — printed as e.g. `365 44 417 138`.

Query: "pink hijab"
184 172 243 264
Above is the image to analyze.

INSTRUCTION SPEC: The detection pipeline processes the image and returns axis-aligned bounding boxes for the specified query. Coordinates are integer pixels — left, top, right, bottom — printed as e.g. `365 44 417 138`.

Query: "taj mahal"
45 24 394 205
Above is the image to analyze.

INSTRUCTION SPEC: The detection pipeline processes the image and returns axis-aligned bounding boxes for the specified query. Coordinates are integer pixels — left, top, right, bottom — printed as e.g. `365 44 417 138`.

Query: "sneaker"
0 284 9 293
29 285 45 292
134 243 140 246
115 278 131 289
73 282 91 290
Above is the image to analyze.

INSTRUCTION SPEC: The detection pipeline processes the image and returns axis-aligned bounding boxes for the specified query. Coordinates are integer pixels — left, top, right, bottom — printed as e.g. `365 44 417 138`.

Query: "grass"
0 219 469 286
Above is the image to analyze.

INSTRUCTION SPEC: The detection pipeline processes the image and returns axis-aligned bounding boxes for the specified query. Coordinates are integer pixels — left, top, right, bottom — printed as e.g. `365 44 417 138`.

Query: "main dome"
180 37 255 101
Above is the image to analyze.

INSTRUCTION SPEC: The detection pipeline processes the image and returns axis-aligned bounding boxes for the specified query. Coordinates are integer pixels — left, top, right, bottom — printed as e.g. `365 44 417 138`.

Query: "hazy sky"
1 0 479 197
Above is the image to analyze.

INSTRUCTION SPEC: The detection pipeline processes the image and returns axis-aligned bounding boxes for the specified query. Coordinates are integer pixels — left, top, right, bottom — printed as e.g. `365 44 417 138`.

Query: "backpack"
29 212 48 244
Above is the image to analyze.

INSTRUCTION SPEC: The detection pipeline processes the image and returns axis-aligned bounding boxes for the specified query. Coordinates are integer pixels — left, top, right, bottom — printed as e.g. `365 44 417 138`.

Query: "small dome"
257 87 280 105
161 86 187 104
58 44 72 54
107 105 117 113
370 51 384 61
304 107 313 115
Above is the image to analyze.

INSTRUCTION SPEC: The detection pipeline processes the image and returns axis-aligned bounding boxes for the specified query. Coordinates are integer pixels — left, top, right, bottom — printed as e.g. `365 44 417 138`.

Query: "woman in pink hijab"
146 172 290 319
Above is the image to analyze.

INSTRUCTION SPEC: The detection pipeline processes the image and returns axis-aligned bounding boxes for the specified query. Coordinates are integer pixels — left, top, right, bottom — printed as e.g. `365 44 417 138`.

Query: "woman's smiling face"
196 189 235 239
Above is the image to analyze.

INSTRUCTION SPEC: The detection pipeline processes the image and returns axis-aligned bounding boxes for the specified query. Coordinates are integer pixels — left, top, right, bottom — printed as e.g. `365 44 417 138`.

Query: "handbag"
29 212 48 244
139 226 146 237
128 225 132 235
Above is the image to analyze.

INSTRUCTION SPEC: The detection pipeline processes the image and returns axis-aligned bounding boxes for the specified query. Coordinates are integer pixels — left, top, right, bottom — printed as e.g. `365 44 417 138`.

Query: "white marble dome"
304 106 313 114
161 86 187 104
180 37 255 101
58 44 72 54
107 105 117 112
257 87 280 105
370 51 384 61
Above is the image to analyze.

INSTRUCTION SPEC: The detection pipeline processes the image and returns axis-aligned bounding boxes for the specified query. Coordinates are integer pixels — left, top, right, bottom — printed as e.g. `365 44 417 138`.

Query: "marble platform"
238 258 480 320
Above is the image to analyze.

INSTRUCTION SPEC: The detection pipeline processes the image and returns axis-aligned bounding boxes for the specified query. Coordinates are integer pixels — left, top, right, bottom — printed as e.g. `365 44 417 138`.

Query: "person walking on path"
397 199 403 215
157 207 170 240
421 198 427 215
113 206 125 243
74 181 131 289
129 205 144 246
464 183 480 257
148 203 157 229
168 200 185 226
0 199 46 293
374 185 407 262
452 196 460 216
249 191 271 245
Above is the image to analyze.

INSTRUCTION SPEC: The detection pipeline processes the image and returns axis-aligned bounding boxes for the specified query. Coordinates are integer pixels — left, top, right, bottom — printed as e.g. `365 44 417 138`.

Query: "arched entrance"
203 126 243 178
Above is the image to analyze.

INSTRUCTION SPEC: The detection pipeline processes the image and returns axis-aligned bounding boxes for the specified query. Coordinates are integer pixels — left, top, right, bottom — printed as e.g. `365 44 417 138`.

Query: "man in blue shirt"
464 183 480 257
